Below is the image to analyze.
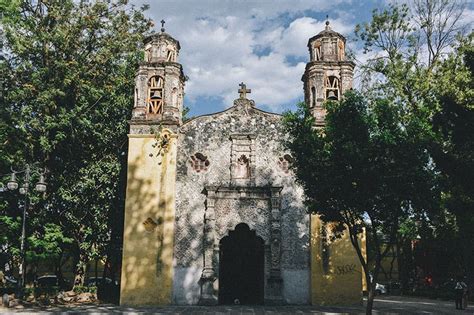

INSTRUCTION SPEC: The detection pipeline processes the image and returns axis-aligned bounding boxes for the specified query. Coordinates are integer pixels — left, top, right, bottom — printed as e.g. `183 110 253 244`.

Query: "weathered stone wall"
173 99 310 305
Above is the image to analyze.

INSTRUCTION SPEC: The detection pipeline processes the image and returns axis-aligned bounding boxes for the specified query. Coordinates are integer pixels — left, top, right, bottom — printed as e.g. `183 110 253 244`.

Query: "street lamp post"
6 164 47 295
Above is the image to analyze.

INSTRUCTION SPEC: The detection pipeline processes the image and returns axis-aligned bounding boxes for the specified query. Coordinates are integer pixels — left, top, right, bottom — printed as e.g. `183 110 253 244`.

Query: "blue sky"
129 0 472 117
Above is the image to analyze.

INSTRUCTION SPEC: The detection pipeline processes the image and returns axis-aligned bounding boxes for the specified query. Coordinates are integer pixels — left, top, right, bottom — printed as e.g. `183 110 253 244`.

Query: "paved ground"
0 296 473 314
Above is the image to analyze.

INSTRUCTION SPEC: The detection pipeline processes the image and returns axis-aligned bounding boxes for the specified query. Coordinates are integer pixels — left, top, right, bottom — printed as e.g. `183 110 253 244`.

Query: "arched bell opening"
325 75 340 101
218 223 265 305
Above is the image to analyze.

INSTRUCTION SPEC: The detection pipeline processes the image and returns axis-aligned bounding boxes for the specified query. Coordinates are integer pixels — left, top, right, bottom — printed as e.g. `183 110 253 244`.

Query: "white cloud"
271 17 353 57
129 0 361 113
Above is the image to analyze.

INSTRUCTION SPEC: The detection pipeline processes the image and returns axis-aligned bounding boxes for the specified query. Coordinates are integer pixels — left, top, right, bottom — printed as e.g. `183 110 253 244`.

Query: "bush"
73 285 97 294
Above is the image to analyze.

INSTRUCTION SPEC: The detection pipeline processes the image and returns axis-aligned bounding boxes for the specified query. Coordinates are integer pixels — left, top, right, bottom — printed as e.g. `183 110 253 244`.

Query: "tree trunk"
95 258 98 282
388 247 397 280
73 250 88 288
366 286 376 315
102 255 109 282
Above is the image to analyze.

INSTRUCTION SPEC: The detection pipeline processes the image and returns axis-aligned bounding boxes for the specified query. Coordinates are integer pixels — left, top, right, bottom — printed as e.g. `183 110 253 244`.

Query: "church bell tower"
302 20 355 127
130 21 186 131
121 21 184 306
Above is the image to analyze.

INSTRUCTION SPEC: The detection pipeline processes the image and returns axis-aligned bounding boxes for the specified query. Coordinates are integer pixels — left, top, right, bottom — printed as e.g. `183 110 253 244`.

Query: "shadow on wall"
120 138 176 305
172 156 312 305
311 217 364 306
172 187 205 304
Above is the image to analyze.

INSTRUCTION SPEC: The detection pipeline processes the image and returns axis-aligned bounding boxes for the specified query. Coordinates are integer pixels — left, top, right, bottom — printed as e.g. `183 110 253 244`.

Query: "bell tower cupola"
302 19 355 127
130 20 186 131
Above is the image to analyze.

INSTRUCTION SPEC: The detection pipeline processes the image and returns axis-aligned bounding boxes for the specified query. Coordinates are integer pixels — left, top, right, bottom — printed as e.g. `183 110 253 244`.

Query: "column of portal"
199 189 218 305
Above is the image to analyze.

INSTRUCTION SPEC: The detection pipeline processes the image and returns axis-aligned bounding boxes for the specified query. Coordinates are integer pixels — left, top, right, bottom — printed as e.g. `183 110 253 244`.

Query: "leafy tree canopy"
284 92 438 314
0 0 151 285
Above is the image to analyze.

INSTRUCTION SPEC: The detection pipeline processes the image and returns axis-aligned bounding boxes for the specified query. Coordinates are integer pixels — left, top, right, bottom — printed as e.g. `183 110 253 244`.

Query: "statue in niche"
159 43 167 59
235 154 250 179
171 87 178 107
330 40 337 55
145 45 152 62
338 40 345 60
151 44 160 61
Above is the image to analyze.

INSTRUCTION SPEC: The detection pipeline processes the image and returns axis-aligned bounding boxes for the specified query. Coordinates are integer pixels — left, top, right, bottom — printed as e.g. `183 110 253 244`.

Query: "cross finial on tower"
325 15 330 30
161 19 166 32
238 82 251 99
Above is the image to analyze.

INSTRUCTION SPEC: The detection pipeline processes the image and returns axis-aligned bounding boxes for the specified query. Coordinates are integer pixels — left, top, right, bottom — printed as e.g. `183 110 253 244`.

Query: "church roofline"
180 99 283 127
307 31 346 48
307 20 346 48
144 32 181 50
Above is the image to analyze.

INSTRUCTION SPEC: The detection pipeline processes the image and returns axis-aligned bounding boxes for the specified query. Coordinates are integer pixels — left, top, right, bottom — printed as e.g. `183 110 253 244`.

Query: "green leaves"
431 35 474 244
0 0 150 281
284 91 438 312
355 4 413 57
27 223 73 262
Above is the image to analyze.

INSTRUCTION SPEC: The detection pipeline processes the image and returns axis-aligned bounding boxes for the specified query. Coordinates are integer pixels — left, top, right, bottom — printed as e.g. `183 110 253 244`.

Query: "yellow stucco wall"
120 130 177 306
310 214 365 305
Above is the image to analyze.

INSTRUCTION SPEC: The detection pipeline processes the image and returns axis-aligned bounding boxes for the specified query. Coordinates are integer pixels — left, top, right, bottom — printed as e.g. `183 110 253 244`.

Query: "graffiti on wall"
334 263 357 276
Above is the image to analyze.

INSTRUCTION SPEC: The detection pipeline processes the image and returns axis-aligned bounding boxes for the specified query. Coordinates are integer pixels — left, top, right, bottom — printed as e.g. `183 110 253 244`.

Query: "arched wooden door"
219 223 264 305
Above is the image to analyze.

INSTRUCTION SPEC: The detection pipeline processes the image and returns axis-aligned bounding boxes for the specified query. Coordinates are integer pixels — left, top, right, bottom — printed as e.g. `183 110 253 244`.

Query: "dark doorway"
219 223 264 305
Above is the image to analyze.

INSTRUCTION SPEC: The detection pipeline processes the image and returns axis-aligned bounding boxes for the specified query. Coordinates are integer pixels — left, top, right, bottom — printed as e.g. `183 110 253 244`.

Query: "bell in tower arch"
327 90 338 100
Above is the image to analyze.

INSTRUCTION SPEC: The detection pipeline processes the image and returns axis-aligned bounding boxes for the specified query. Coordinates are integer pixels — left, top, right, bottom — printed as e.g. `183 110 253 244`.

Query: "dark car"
4 275 18 287
35 275 72 290
88 276 120 303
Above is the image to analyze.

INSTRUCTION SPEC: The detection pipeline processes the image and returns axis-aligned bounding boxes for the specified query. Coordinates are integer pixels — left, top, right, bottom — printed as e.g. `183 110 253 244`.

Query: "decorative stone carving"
174 92 310 304
199 186 283 305
189 153 210 172
238 82 251 99
199 189 217 305
230 134 256 185
235 155 250 178
143 217 158 232
277 154 293 174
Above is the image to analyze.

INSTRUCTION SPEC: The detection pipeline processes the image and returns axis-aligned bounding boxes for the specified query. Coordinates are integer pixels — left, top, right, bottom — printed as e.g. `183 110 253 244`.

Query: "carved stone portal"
199 186 283 305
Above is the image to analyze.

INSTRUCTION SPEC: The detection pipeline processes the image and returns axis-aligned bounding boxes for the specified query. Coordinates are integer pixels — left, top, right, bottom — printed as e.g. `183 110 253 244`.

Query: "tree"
413 0 467 69
355 0 468 107
355 1 473 290
0 0 151 287
284 92 437 314
431 34 474 282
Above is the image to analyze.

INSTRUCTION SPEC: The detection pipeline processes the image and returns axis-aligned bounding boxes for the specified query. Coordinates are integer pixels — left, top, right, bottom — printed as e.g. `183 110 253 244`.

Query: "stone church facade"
120 21 364 306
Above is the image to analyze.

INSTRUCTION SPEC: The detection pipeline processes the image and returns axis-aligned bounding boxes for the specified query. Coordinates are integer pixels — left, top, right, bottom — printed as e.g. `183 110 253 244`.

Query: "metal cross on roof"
238 82 251 99
161 19 166 32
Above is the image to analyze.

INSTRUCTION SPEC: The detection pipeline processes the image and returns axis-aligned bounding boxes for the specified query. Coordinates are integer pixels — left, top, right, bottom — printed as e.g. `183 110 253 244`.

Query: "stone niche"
199 185 284 305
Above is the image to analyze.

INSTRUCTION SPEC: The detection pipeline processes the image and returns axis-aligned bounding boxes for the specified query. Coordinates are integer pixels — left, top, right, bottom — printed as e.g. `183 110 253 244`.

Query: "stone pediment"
180 97 281 131
181 83 283 130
